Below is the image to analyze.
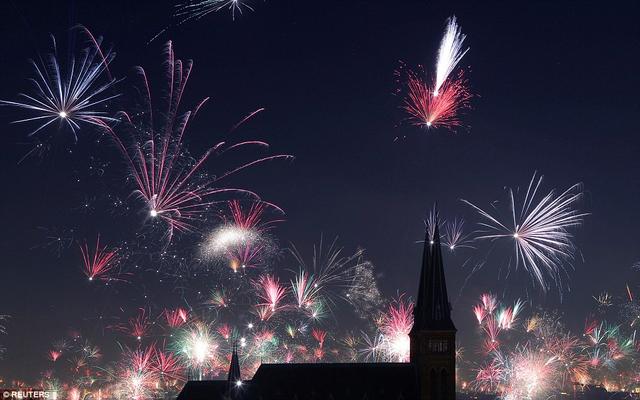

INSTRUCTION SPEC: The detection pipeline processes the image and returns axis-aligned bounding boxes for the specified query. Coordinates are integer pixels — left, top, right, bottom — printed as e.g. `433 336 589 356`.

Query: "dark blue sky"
1 0 639 381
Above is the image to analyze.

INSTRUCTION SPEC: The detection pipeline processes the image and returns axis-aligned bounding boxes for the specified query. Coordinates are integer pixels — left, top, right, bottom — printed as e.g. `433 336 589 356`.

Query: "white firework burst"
0 28 119 140
462 173 587 292
176 0 255 22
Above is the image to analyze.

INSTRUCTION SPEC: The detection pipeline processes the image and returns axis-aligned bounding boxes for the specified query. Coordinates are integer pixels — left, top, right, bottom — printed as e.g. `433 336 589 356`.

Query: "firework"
289 237 365 308
291 270 319 309
254 274 287 313
208 289 229 308
496 299 524 330
494 346 558 400
379 296 414 362
176 0 255 22
178 322 218 380
594 292 613 308
117 346 158 400
443 218 474 251
396 16 472 132
152 348 186 384
202 201 281 271
48 350 62 362
117 308 151 341
79 235 119 281
399 66 471 130
106 42 291 242
0 27 118 140
463 172 587 292
344 261 384 317
165 308 189 328
434 16 469 97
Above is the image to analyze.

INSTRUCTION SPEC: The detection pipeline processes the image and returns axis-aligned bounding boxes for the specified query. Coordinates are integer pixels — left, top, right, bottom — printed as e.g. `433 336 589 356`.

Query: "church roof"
412 217 456 332
177 363 419 400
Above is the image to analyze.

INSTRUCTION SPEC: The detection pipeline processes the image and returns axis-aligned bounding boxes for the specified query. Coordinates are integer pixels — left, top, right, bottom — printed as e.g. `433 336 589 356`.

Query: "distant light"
150 209 158 217
247 323 254 329
433 90 439 97
449 245 455 250
429 240 434 245
59 111 68 118
513 232 519 239
426 121 432 127
235 380 242 387
136 336 141 340
88 277 93 281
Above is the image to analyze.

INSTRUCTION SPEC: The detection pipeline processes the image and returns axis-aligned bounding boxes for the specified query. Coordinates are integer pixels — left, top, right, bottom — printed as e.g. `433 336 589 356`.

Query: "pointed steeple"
412 213 456 332
227 343 241 385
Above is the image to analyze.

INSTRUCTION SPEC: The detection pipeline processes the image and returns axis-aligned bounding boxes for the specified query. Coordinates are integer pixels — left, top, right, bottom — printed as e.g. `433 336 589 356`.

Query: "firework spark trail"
463 172 587 292
165 308 189 328
79 235 119 281
291 270 320 309
106 42 292 242
0 27 119 140
176 0 255 22
434 16 469 97
496 299 524 330
0 315 8 358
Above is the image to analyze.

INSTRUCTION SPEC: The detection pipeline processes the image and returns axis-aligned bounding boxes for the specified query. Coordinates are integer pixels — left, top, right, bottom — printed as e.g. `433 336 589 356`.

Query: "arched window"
441 369 449 398
430 369 438 399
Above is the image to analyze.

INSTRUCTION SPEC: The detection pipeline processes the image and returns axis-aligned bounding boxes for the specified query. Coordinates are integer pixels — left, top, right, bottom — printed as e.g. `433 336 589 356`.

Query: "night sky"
1 0 640 383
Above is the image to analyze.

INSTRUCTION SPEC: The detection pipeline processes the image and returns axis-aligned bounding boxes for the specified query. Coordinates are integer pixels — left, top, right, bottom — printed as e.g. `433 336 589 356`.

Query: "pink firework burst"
400 66 471 131
473 304 487 325
380 296 414 362
152 348 185 383
312 329 327 348
254 274 287 313
106 42 292 242
48 350 62 362
79 234 119 282
164 308 189 328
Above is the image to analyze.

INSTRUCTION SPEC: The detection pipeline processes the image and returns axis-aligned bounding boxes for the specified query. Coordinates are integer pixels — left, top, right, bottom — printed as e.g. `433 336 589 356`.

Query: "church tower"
410 217 457 400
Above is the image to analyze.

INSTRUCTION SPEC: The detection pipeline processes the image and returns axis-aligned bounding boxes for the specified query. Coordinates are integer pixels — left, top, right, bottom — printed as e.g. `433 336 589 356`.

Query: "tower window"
427 339 448 353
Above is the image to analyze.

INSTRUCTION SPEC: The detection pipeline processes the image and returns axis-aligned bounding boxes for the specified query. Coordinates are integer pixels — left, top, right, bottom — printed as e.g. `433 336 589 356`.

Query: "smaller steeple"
227 342 241 387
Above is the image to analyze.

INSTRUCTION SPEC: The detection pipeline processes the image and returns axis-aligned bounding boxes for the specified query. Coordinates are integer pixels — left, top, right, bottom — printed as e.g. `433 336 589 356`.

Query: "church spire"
227 342 241 386
412 212 456 332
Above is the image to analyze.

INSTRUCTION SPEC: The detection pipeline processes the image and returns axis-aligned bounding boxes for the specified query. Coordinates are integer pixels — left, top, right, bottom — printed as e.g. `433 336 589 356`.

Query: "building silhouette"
177 218 456 400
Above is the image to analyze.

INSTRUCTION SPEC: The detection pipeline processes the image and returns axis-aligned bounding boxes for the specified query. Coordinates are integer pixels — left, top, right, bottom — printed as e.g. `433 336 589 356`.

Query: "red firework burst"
79 235 119 282
400 66 471 131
